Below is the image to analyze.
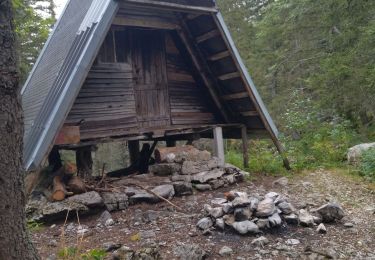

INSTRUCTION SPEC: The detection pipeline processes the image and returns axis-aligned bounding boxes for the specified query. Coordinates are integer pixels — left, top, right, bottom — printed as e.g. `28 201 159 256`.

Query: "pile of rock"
149 146 247 195
196 190 345 235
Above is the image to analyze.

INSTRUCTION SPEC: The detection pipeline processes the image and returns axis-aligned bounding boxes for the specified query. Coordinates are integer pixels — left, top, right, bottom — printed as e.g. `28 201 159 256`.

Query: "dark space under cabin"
21 0 289 175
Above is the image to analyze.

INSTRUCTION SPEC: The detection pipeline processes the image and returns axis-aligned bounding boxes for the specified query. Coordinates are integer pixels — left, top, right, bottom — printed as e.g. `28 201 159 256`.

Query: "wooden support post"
76 146 93 179
166 140 176 147
213 127 225 167
241 126 249 168
128 140 140 165
48 147 62 172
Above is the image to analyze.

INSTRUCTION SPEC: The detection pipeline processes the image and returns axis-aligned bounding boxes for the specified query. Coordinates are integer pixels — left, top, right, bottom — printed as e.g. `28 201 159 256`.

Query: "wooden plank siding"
165 33 216 126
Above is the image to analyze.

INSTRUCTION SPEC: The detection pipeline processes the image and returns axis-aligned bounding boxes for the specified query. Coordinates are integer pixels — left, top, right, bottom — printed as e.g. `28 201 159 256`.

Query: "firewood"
67 176 86 194
52 175 67 201
154 145 197 163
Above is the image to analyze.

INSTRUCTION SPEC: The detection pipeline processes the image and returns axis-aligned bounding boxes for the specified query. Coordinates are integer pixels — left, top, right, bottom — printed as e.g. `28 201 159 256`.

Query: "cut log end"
52 176 66 201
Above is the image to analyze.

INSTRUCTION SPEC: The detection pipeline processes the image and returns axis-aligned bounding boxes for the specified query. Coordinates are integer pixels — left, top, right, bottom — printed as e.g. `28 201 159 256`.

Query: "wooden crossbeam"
241 111 258 117
218 71 240 81
208 50 230 61
177 18 230 122
113 16 179 30
195 29 220 43
222 91 248 101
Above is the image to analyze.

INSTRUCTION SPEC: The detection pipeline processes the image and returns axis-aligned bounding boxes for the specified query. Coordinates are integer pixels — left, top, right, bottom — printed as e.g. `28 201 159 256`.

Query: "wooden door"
132 29 170 128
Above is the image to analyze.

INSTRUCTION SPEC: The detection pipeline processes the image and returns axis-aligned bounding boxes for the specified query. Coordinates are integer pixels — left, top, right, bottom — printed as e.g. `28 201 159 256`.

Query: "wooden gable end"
64 27 219 142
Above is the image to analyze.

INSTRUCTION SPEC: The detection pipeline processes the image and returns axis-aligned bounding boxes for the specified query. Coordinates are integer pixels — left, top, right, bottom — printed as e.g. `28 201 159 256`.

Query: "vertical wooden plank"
213 126 225 167
128 140 140 165
241 126 249 168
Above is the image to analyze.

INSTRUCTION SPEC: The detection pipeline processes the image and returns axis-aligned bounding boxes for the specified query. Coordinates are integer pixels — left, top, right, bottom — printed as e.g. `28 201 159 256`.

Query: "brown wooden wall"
165 33 216 126
65 28 217 141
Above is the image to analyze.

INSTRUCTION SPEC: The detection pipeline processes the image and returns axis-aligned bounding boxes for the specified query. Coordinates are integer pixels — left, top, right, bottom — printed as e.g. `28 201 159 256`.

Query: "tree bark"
0 1 39 259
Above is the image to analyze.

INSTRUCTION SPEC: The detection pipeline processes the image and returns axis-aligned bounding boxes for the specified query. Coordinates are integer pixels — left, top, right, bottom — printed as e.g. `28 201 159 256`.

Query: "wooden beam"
218 71 241 81
176 18 230 122
208 50 230 61
54 126 80 145
121 0 218 13
185 13 203 20
128 140 140 165
241 126 249 168
113 16 179 30
222 91 248 101
241 111 259 117
213 127 225 167
196 29 220 43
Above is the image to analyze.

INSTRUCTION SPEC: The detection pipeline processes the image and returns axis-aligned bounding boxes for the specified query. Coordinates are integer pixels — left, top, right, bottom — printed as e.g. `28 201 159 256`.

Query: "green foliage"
58 247 106 260
12 0 55 82
359 148 375 182
26 220 44 232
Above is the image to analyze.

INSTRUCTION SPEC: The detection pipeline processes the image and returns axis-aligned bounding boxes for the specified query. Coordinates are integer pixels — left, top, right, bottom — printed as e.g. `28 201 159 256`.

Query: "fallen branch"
128 183 185 213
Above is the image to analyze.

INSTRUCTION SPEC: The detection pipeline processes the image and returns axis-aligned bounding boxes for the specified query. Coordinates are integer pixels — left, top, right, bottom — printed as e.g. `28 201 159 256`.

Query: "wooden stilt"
128 140 140 165
213 127 225 167
241 126 249 168
48 147 62 172
76 146 93 179
166 140 176 147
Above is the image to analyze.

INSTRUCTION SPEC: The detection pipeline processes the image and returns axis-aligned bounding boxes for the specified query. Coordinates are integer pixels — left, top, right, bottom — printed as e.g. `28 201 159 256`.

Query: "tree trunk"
0 1 39 259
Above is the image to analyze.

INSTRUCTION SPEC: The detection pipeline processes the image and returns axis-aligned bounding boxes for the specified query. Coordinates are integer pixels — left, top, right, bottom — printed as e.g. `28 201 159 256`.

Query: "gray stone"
191 168 225 183
124 186 143 197
222 203 234 214
272 177 288 187
211 198 227 206
265 192 280 202
26 193 48 217
284 213 299 225
209 207 224 219
347 142 375 164
203 204 212 214
171 175 192 182
149 163 181 176
277 201 295 215
101 192 128 212
102 242 122 252
223 174 236 185
219 246 233 257
130 184 175 204
249 197 259 211
215 218 225 230
232 194 251 208
256 198 276 217
105 218 115 226
256 218 270 229
40 201 89 221
142 210 161 223
286 239 300 245
173 243 208 260
209 179 225 190
67 191 104 208
181 158 219 175
112 246 134 260
251 236 269 247
223 214 235 226
344 222 354 228
195 184 212 191
268 212 282 227
97 210 112 225
298 209 314 227
196 217 213 230
317 223 327 234
314 203 345 222
173 181 193 196
234 207 252 221
232 220 259 235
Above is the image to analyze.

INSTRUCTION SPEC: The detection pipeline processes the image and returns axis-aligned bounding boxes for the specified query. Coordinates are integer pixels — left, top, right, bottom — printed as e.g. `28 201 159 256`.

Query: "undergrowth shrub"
359 148 375 181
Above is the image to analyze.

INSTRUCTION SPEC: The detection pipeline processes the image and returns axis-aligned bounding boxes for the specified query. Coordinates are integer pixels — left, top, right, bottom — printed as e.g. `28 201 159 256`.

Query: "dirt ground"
32 170 375 259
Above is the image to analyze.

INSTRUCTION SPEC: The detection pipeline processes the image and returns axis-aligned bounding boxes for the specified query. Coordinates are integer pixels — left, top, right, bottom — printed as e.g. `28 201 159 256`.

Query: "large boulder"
232 220 259 235
347 143 375 164
40 201 89 221
313 203 345 222
181 158 220 175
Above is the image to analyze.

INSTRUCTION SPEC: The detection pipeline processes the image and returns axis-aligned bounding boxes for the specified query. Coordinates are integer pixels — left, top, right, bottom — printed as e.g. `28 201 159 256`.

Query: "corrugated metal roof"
22 0 119 170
